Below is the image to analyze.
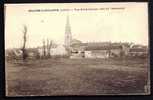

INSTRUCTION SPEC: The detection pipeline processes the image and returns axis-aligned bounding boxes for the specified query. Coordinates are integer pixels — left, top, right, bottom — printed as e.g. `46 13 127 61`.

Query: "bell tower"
65 16 72 48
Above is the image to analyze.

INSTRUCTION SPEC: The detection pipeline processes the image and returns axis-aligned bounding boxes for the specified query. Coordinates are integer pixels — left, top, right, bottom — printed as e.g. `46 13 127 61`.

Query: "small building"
5 49 22 60
26 48 39 59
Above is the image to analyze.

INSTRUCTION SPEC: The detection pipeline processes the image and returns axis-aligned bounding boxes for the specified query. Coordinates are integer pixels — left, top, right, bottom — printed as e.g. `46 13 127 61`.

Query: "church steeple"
65 15 72 48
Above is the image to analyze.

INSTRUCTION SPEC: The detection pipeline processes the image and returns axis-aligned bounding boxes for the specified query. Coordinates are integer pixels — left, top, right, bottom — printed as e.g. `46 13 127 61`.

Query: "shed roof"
85 45 122 50
129 48 148 52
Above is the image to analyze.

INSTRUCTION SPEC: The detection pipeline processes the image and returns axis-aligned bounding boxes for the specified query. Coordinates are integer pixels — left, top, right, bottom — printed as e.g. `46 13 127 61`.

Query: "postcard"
5 2 150 96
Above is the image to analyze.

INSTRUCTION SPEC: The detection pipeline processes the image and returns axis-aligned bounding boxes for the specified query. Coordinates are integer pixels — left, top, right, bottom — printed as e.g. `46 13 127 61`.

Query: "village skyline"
5 3 148 49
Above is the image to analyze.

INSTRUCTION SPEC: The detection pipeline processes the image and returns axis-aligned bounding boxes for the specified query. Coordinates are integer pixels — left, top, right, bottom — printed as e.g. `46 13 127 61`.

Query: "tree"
46 39 53 58
42 39 57 58
21 25 28 60
42 39 46 58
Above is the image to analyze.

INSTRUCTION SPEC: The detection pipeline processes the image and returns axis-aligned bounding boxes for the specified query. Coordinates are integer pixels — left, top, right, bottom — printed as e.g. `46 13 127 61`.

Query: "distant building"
37 44 67 58
84 45 110 58
129 46 148 57
70 42 129 59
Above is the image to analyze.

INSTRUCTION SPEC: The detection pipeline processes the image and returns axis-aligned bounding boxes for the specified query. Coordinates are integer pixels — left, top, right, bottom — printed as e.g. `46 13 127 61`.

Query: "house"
50 44 67 56
5 48 39 60
110 42 131 57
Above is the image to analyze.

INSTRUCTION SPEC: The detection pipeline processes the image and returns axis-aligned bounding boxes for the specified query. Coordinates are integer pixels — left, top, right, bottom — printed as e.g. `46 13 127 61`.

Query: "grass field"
5 57 150 96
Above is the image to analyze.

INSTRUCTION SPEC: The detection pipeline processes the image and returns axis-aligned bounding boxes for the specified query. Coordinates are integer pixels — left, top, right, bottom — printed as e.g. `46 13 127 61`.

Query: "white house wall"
50 45 67 55
38 45 67 56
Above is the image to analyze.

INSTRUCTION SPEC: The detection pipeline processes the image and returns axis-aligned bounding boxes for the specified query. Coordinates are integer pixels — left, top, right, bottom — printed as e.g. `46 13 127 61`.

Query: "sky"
5 3 148 49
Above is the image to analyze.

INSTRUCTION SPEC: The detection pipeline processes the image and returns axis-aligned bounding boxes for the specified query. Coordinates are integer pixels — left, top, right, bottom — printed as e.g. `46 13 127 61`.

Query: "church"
5 16 148 60
35 15 148 59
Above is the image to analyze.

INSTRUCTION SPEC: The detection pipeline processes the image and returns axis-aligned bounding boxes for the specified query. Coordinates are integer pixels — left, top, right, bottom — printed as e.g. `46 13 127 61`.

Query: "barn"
84 45 123 58
70 42 125 59
129 48 148 57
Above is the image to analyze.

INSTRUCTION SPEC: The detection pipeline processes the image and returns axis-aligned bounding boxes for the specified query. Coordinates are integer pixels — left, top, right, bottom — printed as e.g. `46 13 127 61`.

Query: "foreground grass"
5 57 149 96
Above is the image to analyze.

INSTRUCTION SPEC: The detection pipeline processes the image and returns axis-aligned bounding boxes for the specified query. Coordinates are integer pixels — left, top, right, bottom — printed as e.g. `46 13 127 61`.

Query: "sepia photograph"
5 2 150 96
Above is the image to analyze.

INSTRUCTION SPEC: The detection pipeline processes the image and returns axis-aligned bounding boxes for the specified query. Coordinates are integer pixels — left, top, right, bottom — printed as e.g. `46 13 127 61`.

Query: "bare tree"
48 40 53 57
42 39 46 58
21 25 28 60
46 39 54 58
42 39 57 58
46 39 49 57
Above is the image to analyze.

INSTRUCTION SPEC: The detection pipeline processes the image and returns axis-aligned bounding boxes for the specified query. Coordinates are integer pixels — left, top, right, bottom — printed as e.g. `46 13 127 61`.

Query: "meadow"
5 57 149 96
